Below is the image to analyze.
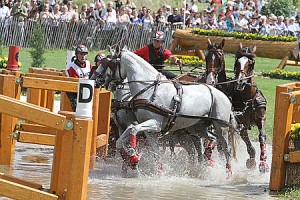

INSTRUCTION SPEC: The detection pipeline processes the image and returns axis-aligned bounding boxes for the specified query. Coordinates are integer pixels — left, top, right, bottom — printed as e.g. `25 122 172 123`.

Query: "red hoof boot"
260 143 267 161
226 164 233 177
246 158 257 169
156 163 164 176
207 159 214 167
259 161 269 173
129 154 140 170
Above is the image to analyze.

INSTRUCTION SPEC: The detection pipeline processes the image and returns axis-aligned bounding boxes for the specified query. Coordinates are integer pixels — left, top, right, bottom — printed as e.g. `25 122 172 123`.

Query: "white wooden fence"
0 18 183 51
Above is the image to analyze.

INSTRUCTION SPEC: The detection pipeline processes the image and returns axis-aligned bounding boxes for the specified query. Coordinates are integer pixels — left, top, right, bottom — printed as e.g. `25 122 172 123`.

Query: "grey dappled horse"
111 83 208 176
99 48 237 175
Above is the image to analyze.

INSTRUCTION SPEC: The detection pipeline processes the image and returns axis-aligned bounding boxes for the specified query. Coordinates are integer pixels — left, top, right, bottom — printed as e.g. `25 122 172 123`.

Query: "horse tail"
229 112 239 161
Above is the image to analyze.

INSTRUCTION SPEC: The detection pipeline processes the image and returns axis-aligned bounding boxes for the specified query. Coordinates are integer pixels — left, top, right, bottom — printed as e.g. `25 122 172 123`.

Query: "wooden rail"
0 68 112 199
270 82 300 191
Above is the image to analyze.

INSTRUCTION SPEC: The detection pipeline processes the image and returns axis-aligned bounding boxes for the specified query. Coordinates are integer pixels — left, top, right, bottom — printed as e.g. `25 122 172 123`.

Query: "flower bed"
0 56 22 69
290 123 300 150
262 69 300 80
173 29 299 59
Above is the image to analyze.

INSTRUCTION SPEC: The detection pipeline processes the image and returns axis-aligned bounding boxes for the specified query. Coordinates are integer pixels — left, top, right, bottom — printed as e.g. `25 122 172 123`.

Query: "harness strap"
162 81 183 133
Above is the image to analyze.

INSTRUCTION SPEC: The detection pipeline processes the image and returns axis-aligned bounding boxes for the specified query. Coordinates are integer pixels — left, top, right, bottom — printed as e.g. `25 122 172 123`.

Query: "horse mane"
122 50 166 79
235 47 256 60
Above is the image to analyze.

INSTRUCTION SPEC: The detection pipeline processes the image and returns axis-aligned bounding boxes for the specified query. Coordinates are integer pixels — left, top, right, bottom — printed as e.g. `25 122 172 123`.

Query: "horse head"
102 45 127 89
205 38 226 85
234 42 256 90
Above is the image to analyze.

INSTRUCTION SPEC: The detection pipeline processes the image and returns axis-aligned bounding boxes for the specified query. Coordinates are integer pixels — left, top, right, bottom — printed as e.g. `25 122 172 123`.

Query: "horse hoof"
121 162 128 177
246 158 256 169
259 162 269 173
226 164 233 177
129 154 140 167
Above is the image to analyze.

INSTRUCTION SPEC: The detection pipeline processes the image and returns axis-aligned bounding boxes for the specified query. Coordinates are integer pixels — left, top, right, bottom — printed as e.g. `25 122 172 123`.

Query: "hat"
239 11 245 15
89 3 94 7
204 8 213 13
290 16 296 21
166 5 171 9
251 15 259 19
185 10 190 15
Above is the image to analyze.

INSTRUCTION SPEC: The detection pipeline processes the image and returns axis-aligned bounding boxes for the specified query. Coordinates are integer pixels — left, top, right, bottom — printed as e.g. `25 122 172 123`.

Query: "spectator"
94 1 105 20
155 8 166 24
188 0 198 13
224 10 235 31
185 17 193 28
134 31 182 79
59 5 71 21
130 8 142 24
115 0 123 12
78 3 87 20
217 15 227 30
137 6 146 19
248 15 260 33
11 0 28 21
269 16 280 36
142 8 153 31
7 0 13 12
288 16 300 37
124 0 136 10
118 6 130 24
163 4 171 19
259 15 270 35
192 12 203 28
23 1 30 12
103 1 116 22
233 10 248 32
27 3 39 19
28 0 37 12
40 4 54 19
52 4 61 20
38 0 52 13
66 45 93 111
203 8 216 29
86 3 97 22
277 15 288 36
104 8 116 24
167 7 183 25
0 0 10 19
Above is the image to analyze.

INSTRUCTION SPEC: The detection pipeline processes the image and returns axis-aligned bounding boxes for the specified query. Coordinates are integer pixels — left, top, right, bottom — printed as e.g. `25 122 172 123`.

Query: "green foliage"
0 56 22 69
290 123 300 142
262 69 300 80
192 28 297 42
28 20 46 68
263 0 294 17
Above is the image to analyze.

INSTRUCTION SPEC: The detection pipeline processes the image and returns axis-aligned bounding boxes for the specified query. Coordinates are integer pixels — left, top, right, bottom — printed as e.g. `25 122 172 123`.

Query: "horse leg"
116 119 161 173
213 122 232 176
256 108 269 173
239 127 256 169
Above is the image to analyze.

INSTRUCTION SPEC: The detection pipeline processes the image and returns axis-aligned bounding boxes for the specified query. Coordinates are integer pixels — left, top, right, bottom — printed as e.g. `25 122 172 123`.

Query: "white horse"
100 49 237 175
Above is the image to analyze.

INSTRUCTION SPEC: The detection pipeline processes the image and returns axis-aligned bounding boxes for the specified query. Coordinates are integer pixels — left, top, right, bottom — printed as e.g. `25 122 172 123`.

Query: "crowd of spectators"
0 0 299 38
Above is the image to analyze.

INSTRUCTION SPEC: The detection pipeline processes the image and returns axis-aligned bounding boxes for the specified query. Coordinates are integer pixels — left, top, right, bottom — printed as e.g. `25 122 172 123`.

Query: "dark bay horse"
205 40 269 173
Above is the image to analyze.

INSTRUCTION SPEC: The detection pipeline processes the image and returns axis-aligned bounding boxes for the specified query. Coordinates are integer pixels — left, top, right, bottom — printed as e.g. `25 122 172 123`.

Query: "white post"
183 0 186 29
75 79 95 119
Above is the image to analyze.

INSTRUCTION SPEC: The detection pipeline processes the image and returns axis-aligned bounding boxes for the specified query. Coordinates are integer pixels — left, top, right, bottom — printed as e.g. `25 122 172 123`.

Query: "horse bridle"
234 55 255 80
205 48 225 83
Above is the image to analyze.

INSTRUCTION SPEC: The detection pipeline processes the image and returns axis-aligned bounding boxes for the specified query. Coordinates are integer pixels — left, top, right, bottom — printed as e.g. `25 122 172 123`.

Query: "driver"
89 53 106 79
66 44 93 111
134 31 182 79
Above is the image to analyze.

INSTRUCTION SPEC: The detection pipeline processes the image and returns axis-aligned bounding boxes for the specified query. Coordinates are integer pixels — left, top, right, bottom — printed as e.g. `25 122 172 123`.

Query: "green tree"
262 0 294 17
28 20 46 67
